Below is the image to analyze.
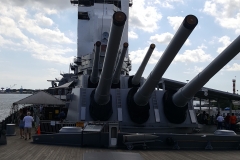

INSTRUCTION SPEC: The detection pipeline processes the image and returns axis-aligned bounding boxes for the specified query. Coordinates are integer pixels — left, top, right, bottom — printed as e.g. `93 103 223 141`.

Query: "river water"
0 94 31 121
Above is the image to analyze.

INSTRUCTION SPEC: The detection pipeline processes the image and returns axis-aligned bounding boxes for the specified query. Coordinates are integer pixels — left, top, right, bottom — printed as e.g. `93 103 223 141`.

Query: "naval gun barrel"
131 44 155 85
112 42 129 84
94 11 127 105
90 41 101 84
133 15 198 106
172 35 240 107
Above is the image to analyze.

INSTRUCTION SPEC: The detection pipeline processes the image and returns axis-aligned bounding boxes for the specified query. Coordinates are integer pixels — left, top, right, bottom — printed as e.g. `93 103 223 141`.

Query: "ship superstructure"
71 0 131 78
34 0 240 149
64 0 199 133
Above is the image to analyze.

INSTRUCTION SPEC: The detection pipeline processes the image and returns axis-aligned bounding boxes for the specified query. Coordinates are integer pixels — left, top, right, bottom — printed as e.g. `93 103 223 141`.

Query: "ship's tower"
233 78 236 94
70 0 132 77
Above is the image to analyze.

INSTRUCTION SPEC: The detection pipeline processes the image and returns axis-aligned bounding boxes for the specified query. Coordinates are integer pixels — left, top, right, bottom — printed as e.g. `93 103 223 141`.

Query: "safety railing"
39 120 77 134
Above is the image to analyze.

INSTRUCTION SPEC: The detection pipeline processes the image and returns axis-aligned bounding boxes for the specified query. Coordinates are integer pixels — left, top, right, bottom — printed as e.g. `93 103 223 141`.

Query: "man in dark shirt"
224 113 230 129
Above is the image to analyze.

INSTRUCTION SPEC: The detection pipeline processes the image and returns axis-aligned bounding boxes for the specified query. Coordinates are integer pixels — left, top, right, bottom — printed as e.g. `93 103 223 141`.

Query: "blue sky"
0 0 240 93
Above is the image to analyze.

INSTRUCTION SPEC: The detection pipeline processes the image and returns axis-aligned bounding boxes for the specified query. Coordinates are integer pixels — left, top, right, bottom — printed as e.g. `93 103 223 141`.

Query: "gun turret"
90 41 101 84
112 42 129 84
127 15 198 124
173 35 240 104
131 44 155 86
90 11 127 120
163 35 240 124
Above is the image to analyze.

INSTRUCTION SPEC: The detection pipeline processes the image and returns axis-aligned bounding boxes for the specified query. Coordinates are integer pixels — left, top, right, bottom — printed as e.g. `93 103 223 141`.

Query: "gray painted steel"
112 43 128 84
33 132 109 147
32 132 240 150
134 15 198 106
67 86 197 132
131 44 155 85
94 12 126 105
6 124 16 136
214 130 237 136
173 35 240 107
123 134 159 142
59 127 82 133
90 41 101 84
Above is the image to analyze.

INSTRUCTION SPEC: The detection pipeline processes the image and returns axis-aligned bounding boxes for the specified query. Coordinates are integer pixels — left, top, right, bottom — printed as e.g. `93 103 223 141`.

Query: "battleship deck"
1 130 240 160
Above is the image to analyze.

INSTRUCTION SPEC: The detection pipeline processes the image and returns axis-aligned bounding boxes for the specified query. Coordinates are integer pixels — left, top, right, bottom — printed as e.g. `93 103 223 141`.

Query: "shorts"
24 127 32 133
19 120 24 129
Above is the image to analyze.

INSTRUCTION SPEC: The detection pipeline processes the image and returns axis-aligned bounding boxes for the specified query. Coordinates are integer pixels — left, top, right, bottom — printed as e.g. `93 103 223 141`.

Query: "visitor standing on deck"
23 112 34 140
216 114 224 129
58 111 66 122
230 113 237 131
224 113 230 129
18 109 25 139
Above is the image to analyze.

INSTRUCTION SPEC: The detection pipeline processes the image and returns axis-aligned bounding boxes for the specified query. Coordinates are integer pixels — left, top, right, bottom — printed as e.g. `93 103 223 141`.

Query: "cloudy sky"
0 0 240 93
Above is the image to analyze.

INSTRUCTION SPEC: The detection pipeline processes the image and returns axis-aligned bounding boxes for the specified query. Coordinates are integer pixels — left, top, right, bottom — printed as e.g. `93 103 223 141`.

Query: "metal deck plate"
59 126 82 133
83 152 144 160
214 129 237 136
83 124 104 132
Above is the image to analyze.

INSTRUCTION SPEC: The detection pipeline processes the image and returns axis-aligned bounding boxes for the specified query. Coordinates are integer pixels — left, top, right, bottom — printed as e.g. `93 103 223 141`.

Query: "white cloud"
0 3 74 44
203 0 240 34
5 0 72 10
184 66 204 74
175 48 213 63
150 32 173 45
128 31 138 39
47 68 59 75
129 0 162 32
225 63 240 71
198 44 207 49
35 13 54 27
23 39 75 64
236 29 240 34
43 8 58 15
0 16 29 41
0 3 27 20
150 49 164 64
18 16 74 44
130 45 212 65
217 36 232 53
154 0 184 9
150 32 191 46
0 2 75 64
0 35 16 46
129 47 163 64
167 16 184 31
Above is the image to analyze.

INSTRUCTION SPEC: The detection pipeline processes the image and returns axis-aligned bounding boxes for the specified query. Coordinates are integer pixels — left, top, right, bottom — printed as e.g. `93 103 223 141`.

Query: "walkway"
1 130 240 160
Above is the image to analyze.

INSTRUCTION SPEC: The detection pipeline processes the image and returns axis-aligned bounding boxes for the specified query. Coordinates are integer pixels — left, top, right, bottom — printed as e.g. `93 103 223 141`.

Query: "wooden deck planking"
1 131 240 160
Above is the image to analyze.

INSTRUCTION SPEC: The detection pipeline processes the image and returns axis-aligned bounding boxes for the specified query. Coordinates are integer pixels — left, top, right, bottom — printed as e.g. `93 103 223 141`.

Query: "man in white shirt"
23 112 34 140
216 114 224 130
